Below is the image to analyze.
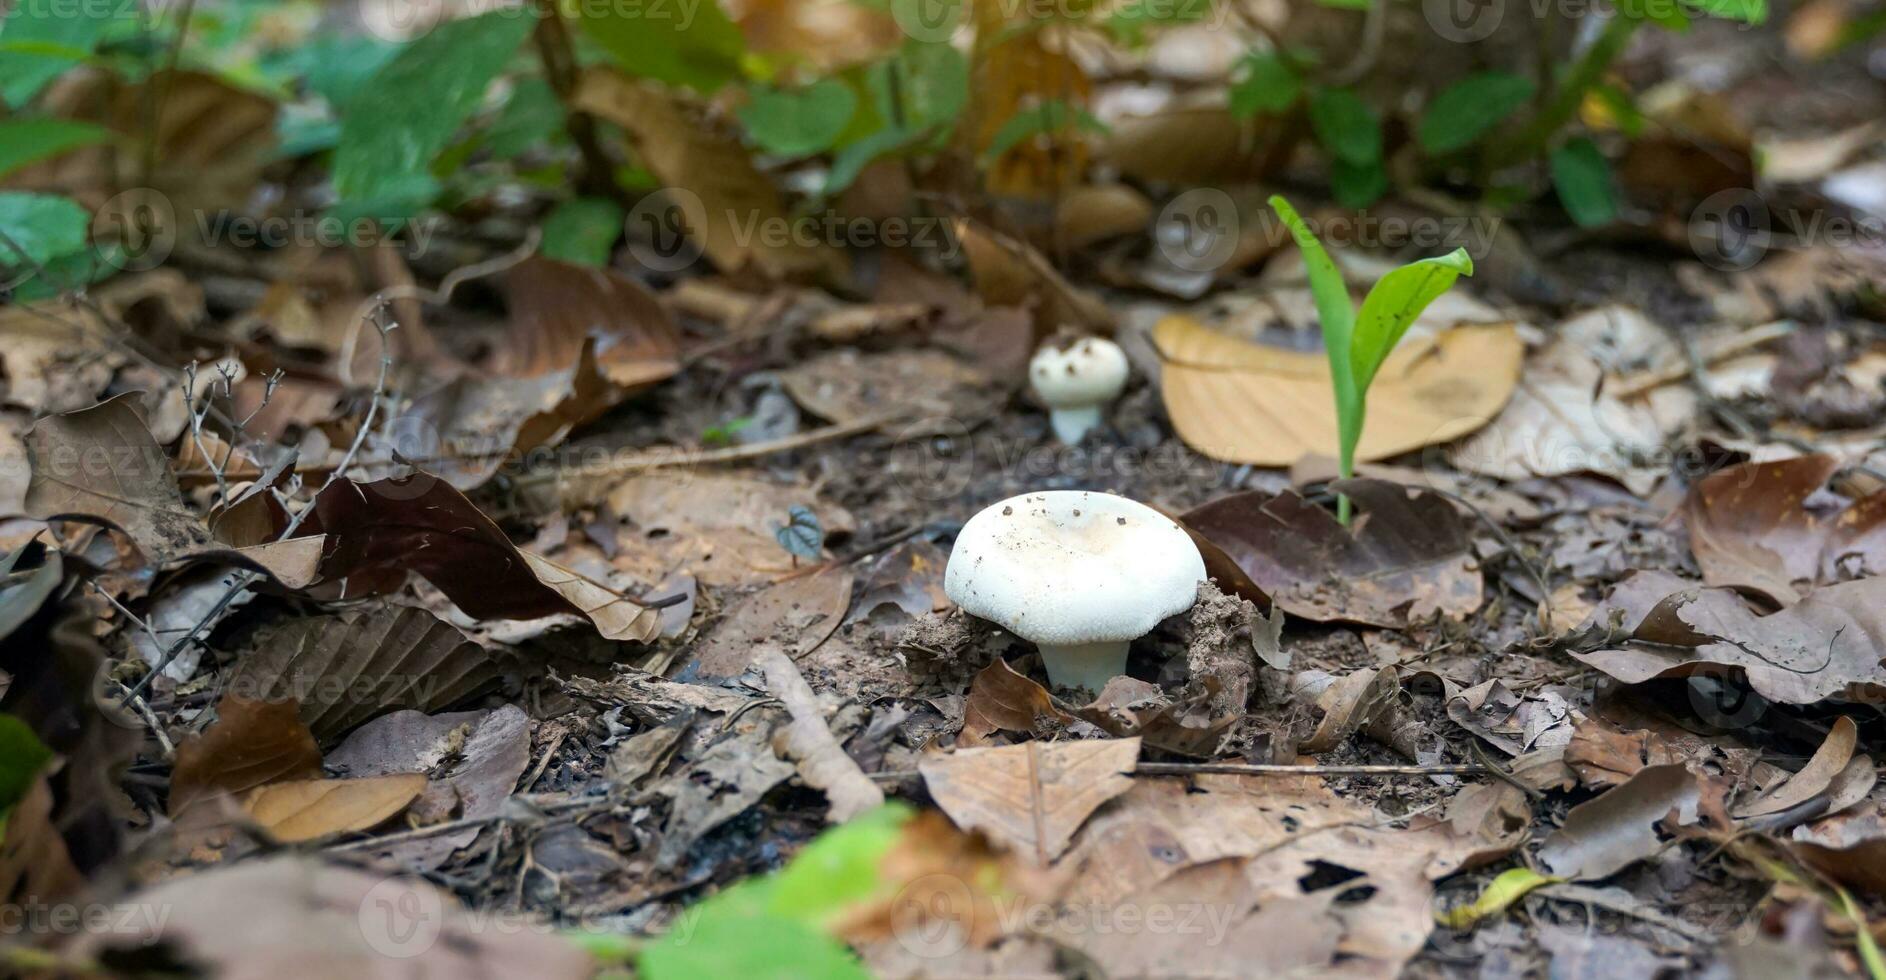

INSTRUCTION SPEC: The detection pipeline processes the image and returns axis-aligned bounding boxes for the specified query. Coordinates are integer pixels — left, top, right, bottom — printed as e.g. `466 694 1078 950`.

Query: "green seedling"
1266 195 1473 524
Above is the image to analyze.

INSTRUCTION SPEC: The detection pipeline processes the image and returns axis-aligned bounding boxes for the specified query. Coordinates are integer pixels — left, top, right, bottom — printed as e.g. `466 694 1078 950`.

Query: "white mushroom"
944 490 1207 693
1029 336 1128 444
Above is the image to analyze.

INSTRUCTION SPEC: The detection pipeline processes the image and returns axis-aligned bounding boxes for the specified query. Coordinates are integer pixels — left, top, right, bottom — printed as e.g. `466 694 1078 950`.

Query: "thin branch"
865 760 1491 782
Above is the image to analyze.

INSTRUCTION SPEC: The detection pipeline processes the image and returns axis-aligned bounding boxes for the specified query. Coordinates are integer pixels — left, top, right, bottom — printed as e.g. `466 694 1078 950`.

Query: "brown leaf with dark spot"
300 474 658 642
1684 455 1886 604
169 695 322 817
1181 480 1482 627
959 658 1073 745
918 737 1139 864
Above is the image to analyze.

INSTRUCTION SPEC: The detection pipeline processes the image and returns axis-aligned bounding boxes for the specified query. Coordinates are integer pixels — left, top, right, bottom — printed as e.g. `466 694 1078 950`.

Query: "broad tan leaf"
242 774 426 842
573 69 844 282
1538 764 1710 880
1684 454 1886 605
25 394 215 565
959 658 1072 745
1155 316 1522 466
918 737 1139 864
169 695 322 817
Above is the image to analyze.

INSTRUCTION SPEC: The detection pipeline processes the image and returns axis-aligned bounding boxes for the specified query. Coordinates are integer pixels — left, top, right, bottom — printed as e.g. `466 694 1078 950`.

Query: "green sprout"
1266 195 1474 524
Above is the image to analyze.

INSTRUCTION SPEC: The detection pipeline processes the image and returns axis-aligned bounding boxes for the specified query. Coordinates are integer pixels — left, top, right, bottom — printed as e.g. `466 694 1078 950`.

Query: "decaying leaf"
1537 764 1712 881
242 774 427 843
0 774 83 905
776 348 991 426
959 658 1073 744
956 219 1113 339
301 473 659 642
1571 573 1886 706
652 712 797 865
1683 454 1886 604
228 604 510 742
918 737 1139 864
168 695 323 818
25 394 215 565
1155 315 1522 466
1735 716 1873 823
606 471 856 587
678 567 854 680
1182 480 1482 627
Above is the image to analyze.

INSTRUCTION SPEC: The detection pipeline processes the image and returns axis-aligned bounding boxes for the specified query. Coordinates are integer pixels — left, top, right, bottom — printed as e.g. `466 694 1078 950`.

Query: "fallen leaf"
0 773 82 905
956 218 1112 339
918 737 1139 864
1181 480 1482 627
1537 764 1709 881
1564 715 1693 790
0 302 120 415
1684 454 1886 604
169 694 322 818
1156 315 1522 466
326 705 531 870
677 567 854 680
227 604 510 741
25 394 215 565
498 256 681 388
301 473 659 642
1571 576 1886 706
64 856 592 977
606 471 856 587
1444 679 1577 757
758 645 884 822
959 658 1073 744
653 712 796 864
1436 867 1559 929
776 348 990 426
1054 184 1154 251
849 537 949 622
242 774 427 842
573 69 843 282
1736 717 1864 820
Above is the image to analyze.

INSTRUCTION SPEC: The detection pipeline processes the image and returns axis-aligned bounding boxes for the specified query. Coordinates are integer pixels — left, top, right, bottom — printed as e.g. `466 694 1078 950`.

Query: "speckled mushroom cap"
1029 337 1129 409
944 490 1207 645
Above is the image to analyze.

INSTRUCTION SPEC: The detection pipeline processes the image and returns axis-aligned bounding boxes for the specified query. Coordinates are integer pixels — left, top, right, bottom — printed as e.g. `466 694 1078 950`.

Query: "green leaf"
739 79 858 158
332 11 534 217
540 197 625 267
1350 248 1473 392
1688 0 1765 22
0 118 109 180
1619 0 1692 28
1330 157 1387 208
877 40 968 134
1267 194 1356 417
0 191 88 270
980 100 1107 162
486 77 566 160
765 803 910 926
640 907 869 980
572 0 745 94
1436 868 1559 930
0 0 123 107
1308 87 1380 164
1228 52 1300 119
1419 72 1535 154
267 33 400 109
0 714 53 814
1550 137 1619 228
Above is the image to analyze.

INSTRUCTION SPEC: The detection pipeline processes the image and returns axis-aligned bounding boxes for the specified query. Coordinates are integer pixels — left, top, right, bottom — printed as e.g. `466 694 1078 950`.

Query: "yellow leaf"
243 774 427 843
1154 315 1523 466
1436 867 1560 930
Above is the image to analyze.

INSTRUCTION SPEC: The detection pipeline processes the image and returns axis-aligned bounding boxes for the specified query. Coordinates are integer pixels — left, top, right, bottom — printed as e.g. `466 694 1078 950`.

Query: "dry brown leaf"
956 218 1113 339
64 856 593 977
1181 480 1482 627
1684 455 1886 604
0 774 83 906
1100 107 1270 186
228 604 509 741
776 347 991 425
732 0 901 69
679 567 854 680
959 658 1073 745
0 302 119 415
242 774 426 842
573 69 844 282
757 645 883 821
918 736 1139 864
1736 717 1865 820
301 473 659 642
1538 764 1712 880
25 394 215 565
1156 315 1522 466
169 695 323 818
970 11 1091 198
499 256 683 389
1054 184 1153 250
606 471 855 587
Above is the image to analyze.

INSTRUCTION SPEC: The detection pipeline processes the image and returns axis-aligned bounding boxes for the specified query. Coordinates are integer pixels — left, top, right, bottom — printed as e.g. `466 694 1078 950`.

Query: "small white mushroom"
1029 336 1128 444
944 490 1207 693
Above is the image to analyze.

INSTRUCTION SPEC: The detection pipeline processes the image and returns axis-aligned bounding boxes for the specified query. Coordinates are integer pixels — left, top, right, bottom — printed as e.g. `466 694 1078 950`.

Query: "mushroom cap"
944 490 1207 646
1029 337 1129 410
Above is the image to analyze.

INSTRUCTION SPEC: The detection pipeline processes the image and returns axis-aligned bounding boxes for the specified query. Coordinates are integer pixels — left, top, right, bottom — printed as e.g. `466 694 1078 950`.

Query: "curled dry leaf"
63 856 593 978
1571 572 1886 706
168 694 322 818
1735 716 1873 823
498 256 682 389
300 473 658 642
1181 480 1482 627
956 218 1113 339
228 604 510 742
242 773 427 843
678 567 854 681
1537 764 1712 881
1155 315 1522 466
917 736 1139 864
959 657 1074 745
1684 454 1886 604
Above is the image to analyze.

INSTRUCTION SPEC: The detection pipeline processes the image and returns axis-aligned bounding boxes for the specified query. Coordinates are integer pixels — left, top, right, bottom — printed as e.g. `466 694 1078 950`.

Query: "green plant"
1267 195 1473 524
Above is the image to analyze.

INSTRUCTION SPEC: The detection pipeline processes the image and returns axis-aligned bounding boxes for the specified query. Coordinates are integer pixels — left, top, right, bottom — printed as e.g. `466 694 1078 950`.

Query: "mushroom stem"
1047 406 1104 444
1037 640 1130 693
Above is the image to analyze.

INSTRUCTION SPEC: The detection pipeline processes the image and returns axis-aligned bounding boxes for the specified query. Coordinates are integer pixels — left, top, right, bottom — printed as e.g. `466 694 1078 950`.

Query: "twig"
1532 883 1713 943
1612 320 1794 398
324 793 607 851
865 761 1490 782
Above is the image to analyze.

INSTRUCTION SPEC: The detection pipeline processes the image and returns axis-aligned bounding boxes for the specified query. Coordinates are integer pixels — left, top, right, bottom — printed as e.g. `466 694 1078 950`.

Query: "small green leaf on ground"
574 0 745 94
540 197 626 267
1550 136 1620 227
1436 868 1560 930
1420 72 1536 154
0 119 109 180
739 79 858 158
1229 52 1301 118
0 191 89 270
1309 87 1382 164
